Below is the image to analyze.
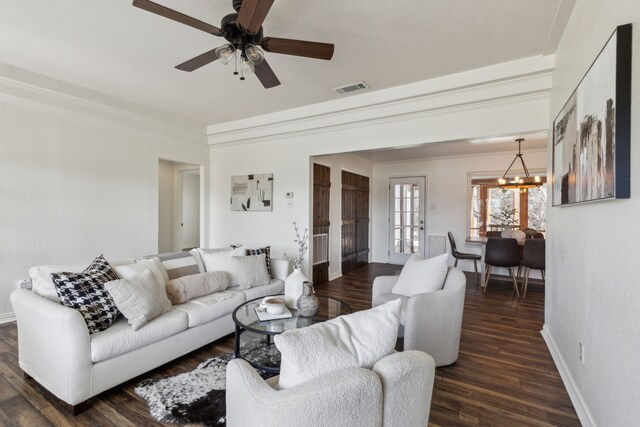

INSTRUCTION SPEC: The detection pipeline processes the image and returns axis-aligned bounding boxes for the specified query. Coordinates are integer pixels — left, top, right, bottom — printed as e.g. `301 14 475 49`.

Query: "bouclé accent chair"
226 350 435 427
372 267 466 366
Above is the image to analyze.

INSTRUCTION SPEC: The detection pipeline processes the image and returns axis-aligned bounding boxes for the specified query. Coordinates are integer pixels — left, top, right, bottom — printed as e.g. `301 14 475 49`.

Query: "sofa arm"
10 289 92 405
372 350 435 427
271 258 289 281
371 275 399 307
226 358 383 427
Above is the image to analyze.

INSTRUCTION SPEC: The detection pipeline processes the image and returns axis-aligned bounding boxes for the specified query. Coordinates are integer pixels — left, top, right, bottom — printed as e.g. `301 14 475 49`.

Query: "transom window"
469 176 547 238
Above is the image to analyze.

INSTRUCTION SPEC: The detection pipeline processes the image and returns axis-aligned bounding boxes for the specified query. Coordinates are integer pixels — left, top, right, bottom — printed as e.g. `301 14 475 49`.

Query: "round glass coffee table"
232 294 352 373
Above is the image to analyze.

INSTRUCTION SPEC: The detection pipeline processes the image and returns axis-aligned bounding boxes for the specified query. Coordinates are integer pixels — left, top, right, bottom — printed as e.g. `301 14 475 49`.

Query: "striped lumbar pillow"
155 252 201 280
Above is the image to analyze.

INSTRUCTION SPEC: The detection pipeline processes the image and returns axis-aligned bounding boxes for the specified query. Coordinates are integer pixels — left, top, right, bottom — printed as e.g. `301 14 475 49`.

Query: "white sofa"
226 350 436 427
10 253 289 412
372 267 466 366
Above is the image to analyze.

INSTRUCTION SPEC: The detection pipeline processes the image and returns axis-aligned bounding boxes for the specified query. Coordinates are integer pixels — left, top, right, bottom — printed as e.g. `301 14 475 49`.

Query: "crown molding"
207 55 555 147
0 63 207 145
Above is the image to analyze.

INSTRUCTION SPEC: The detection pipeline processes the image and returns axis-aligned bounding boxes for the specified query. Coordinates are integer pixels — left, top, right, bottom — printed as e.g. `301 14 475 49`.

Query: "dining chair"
533 232 545 239
448 232 480 284
520 239 545 298
483 237 520 297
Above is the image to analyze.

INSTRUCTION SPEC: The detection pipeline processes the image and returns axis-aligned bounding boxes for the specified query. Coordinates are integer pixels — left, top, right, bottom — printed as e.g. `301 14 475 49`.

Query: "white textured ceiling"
348 132 548 163
0 0 573 125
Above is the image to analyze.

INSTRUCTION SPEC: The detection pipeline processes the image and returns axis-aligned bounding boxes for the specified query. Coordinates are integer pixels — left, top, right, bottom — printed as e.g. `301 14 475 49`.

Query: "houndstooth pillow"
51 254 121 334
245 246 272 279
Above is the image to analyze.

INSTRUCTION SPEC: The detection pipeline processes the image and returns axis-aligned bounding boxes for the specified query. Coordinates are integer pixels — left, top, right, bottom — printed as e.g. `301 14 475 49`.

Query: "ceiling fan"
132 0 335 89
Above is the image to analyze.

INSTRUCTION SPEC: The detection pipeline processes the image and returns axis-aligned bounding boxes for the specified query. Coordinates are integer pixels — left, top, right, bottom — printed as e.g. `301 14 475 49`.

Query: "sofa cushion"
167 271 229 305
104 269 172 331
232 254 270 289
156 252 201 280
274 299 401 389
232 278 284 301
391 253 448 297
90 309 188 363
173 291 245 328
373 293 408 325
51 255 121 334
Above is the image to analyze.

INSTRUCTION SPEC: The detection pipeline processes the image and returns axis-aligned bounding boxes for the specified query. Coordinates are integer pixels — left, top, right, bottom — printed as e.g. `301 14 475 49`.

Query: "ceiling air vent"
333 81 369 95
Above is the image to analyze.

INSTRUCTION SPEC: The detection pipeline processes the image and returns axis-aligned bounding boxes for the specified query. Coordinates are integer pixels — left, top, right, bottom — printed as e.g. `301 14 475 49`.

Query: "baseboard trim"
329 272 342 281
0 312 16 324
541 324 595 426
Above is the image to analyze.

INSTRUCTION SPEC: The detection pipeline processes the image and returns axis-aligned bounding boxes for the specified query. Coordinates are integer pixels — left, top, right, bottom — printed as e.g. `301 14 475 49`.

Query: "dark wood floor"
0 264 579 426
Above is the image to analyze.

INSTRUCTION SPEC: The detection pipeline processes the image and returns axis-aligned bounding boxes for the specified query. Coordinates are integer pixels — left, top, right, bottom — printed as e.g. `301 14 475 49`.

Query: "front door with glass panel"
389 177 426 265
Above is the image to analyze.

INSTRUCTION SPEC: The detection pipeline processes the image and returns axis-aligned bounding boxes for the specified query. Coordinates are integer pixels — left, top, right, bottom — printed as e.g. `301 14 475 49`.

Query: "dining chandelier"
497 138 542 194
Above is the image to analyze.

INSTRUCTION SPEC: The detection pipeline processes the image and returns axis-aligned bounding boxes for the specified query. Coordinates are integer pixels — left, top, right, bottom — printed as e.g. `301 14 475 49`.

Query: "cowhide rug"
135 352 275 426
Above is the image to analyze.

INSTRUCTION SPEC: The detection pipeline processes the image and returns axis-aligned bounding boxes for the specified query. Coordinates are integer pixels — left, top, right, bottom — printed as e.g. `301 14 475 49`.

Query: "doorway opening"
158 159 202 253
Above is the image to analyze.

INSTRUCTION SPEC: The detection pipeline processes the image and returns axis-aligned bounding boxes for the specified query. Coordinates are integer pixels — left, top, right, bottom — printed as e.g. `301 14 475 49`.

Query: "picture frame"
230 173 273 211
552 24 632 207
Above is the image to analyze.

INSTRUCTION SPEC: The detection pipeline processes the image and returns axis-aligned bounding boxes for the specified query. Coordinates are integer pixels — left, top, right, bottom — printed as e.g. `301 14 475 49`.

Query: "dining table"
465 236 526 287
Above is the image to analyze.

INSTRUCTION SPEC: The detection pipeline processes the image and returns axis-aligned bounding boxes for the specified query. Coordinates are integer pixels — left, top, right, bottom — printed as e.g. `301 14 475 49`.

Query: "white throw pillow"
104 269 172 331
166 271 229 304
391 253 449 297
274 299 401 389
231 253 270 289
115 259 168 288
197 247 242 286
29 262 88 302
28 257 136 302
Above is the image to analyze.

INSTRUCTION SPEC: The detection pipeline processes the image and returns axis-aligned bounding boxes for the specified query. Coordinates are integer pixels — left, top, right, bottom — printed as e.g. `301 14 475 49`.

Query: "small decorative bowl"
263 297 286 314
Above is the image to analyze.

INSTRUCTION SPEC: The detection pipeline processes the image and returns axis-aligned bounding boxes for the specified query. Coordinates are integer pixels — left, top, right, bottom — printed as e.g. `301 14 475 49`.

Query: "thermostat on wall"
285 192 294 199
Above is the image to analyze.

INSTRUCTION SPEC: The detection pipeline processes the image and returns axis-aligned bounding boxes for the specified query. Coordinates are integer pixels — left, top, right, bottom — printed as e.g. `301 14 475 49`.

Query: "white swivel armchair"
372 267 466 366
226 350 436 427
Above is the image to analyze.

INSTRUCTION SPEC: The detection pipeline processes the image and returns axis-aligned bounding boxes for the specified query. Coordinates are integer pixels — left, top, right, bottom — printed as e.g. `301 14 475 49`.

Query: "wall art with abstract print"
552 24 632 206
231 173 273 211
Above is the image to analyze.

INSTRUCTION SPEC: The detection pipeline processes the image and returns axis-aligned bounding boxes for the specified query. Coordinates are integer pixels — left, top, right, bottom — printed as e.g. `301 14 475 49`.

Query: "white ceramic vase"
284 267 309 309
511 229 526 242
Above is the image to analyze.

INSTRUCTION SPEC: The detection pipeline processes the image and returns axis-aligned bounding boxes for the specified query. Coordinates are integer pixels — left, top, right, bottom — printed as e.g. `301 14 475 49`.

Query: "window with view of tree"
469 177 547 237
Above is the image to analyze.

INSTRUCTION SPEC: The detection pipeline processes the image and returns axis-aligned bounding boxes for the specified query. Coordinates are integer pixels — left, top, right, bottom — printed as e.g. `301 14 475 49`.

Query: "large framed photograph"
231 173 273 211
552 24 632 206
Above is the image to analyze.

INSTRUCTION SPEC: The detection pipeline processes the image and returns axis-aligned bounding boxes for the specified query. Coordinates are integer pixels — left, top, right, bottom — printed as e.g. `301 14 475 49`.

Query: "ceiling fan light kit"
132 0 335 89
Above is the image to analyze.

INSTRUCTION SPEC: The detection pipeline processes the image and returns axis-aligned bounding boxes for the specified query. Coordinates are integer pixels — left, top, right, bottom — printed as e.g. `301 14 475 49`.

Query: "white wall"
544 2 640 425
0 67 208 318
209 56 552 277
312 153 373 280
371 151 547 271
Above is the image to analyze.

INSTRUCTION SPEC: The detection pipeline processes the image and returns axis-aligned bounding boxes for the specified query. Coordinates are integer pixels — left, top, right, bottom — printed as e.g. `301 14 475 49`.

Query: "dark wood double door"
341 171 369 274
312 166 370 283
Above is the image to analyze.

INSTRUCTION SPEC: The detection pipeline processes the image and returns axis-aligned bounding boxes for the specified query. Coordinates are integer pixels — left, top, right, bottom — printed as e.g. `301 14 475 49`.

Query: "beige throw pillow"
166 271 229 304
115 259 168 287
231 253 270 289
391 253 449 297
197 247 243 286
274 299 401 389
104 269 172 331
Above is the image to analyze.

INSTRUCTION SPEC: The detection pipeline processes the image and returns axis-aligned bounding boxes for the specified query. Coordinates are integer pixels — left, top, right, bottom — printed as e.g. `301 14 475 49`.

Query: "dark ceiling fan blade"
132 0 225 37
253 59 280 89
261 37 334 60
236 0 274 35
175 48 220 71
